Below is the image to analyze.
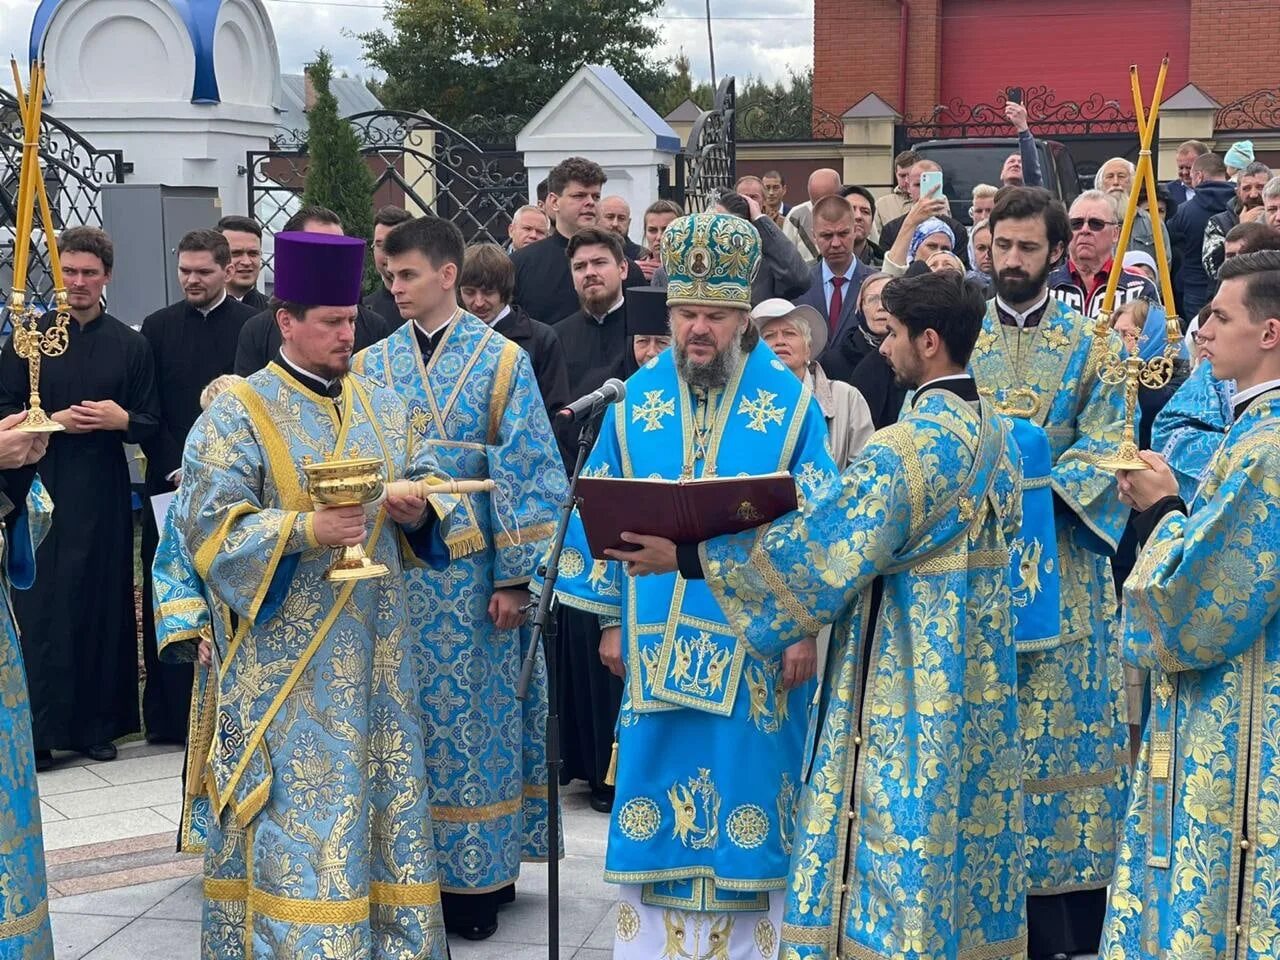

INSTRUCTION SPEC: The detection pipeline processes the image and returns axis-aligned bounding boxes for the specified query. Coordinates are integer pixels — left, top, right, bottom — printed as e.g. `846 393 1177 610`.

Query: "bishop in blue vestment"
552 212 838 960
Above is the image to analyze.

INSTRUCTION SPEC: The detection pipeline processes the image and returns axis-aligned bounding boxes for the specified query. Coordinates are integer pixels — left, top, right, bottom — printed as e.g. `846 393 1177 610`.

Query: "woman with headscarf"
816 271 890 384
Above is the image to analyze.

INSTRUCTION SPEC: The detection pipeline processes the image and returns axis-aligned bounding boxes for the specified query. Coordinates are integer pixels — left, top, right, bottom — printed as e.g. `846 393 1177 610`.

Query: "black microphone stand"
517 411 601 960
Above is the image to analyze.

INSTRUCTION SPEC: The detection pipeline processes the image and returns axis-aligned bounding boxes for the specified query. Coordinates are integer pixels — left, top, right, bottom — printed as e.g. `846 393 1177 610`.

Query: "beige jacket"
808 364 875 470
872 190 913 243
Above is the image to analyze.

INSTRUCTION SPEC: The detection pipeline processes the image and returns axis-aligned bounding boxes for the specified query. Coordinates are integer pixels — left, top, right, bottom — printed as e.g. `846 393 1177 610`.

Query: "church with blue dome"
28 0 279 107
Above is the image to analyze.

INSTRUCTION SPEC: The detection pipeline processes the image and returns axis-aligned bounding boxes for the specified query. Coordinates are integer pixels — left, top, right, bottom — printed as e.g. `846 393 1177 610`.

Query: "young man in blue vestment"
622 271 1030 960
0 420 52 959
550 211 839 959
353 216 568 941
171 231 456 958
1103 250 1280 960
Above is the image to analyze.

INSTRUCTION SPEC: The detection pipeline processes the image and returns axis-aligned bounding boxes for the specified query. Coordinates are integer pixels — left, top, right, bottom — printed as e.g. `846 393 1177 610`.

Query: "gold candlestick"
1092 57 1184 471
303 457 391 581
8 59 69 433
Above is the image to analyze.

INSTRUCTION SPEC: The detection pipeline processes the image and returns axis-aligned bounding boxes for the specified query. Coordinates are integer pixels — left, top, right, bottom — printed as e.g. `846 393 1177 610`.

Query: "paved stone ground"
39 740 1100 959
39 740 614 959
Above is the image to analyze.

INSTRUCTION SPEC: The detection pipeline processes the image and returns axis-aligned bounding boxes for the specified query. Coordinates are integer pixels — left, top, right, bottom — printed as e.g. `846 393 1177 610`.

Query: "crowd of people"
0 130 1276 960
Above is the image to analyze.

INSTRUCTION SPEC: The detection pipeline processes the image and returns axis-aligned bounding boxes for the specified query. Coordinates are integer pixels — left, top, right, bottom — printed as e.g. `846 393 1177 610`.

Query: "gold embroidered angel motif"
668 768 721 850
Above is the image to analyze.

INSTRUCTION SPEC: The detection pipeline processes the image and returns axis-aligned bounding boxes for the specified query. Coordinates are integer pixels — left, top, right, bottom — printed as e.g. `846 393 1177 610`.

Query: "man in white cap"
751 298 874 469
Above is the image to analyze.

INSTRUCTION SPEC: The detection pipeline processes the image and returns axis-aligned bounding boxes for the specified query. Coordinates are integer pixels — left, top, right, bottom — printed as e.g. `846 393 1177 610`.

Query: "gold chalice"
303 456 390 581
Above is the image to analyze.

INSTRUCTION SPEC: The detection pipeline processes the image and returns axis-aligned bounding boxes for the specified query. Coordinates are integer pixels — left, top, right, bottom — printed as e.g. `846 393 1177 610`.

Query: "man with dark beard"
969 186 1129 960
549 226 632 812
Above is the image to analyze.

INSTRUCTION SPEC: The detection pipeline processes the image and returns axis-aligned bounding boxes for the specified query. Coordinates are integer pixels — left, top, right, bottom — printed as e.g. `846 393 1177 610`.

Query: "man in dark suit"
1167 139 1210 208
364 204 414 325
794 195 876 342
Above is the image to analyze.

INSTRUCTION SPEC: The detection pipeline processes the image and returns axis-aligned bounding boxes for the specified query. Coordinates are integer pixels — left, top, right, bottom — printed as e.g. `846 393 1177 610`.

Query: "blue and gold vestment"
152 502 220 854
969 300 1131 898
354 313 567 893
172 362 454 959
1101 389 1280 960
552 341 837 909
703 386 1028 960
0 477 53 960
1150 361 1235 503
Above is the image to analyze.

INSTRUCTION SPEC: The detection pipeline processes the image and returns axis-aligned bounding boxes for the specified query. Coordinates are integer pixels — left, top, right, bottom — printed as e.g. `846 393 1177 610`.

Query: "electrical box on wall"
100 184 221 328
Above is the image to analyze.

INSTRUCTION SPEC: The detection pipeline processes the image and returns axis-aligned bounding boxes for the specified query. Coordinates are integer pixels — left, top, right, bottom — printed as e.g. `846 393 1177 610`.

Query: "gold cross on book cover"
575 472 797 560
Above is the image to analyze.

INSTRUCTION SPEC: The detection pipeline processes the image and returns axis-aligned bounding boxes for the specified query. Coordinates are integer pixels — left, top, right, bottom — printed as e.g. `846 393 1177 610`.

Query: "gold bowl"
302 456 389 581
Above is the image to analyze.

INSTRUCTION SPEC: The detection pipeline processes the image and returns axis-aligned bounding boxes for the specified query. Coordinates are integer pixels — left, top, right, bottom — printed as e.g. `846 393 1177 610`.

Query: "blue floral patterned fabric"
1102 390 1280 960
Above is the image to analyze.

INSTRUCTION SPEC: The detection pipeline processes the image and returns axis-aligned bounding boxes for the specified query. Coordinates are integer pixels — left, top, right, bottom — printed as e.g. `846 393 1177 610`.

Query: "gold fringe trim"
446 529 487 560
604 740 618 787
0 899 48 939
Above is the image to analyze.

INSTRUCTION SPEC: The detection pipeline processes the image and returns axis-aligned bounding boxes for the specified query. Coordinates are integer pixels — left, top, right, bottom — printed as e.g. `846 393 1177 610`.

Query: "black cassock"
139 294 254 741
511 231 645 326
0 311 159 750
552 302 633 791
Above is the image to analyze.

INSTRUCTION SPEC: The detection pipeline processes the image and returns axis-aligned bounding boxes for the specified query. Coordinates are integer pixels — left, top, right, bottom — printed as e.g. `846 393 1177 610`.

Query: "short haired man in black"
139 227 255 744
458 242 571 428
234 204 393 374
0 226 156 769
216 214 269 311
511 156 644 324
365 204 415 326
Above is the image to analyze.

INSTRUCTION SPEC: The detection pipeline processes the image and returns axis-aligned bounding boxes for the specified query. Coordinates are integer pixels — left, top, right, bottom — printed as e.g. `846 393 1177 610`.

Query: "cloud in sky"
1 0 813 94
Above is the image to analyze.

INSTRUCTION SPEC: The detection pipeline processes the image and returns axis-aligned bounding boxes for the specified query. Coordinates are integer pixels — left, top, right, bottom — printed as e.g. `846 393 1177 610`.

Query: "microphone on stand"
556 378 626 423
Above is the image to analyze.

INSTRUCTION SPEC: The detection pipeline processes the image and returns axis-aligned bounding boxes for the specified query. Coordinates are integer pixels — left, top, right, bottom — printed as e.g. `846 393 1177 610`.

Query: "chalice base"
326 544 389 582
1098 442 1150 473
18 407 64 433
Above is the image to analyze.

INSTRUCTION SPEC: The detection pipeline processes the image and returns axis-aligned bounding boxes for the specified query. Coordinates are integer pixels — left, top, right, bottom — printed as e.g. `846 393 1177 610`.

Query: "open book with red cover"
575 472 798 560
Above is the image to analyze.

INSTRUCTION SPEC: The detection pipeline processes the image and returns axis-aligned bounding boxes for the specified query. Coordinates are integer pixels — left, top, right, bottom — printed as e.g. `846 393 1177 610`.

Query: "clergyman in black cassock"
139 234 255 743
0 251 159 762
550 270 633 813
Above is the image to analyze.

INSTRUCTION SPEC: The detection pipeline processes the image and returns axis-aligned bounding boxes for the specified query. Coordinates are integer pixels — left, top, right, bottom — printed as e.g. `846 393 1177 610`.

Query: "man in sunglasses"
1050 190 1157 318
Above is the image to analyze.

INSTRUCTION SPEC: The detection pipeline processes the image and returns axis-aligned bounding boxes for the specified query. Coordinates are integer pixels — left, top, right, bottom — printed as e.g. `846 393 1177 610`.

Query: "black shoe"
34 750 53 772
442 892 499 941
496 883 515 906
82 742 117 762
589 784 614 814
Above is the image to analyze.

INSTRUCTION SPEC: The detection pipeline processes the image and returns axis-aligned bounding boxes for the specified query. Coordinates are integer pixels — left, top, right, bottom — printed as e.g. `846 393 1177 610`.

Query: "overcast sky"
1 0 813 93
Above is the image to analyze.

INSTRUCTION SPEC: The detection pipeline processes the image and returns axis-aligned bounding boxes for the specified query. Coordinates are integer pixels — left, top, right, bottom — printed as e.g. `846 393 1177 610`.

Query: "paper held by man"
575 471 797 559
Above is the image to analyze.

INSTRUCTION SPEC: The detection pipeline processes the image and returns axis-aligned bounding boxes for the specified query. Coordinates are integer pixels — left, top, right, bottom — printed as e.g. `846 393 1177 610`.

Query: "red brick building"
814 0 1276 123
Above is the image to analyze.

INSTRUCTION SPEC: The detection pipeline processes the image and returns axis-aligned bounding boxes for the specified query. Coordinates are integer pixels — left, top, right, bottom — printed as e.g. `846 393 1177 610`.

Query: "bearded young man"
972 186 1130 960
548 212 837 959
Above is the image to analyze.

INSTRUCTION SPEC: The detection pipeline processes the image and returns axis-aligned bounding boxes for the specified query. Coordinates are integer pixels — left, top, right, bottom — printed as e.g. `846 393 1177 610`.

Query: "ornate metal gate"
1 88 127 320
897 86 1139 189
247 109 528 277
671 77 737 212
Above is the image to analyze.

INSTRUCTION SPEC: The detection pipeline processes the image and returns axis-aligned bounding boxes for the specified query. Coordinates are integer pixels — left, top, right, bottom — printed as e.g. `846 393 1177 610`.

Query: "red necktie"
829 276 846 333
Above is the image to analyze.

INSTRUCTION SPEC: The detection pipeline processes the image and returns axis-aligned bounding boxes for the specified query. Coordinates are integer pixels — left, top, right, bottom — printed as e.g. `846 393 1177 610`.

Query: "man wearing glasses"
1050 190 1157 318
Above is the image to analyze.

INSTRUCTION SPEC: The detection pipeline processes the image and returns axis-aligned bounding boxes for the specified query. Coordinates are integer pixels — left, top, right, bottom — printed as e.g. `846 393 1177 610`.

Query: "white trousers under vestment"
612 885 782 959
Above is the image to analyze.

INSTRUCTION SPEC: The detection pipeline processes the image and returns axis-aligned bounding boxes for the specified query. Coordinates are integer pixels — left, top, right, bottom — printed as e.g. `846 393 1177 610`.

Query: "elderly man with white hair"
1096 156 1171 265
783 166 843 263
752 298 874 468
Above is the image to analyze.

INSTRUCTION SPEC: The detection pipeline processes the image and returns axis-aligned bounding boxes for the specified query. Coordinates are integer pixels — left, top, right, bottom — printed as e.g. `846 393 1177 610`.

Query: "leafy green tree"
359 0 670 132
301 50 376 287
